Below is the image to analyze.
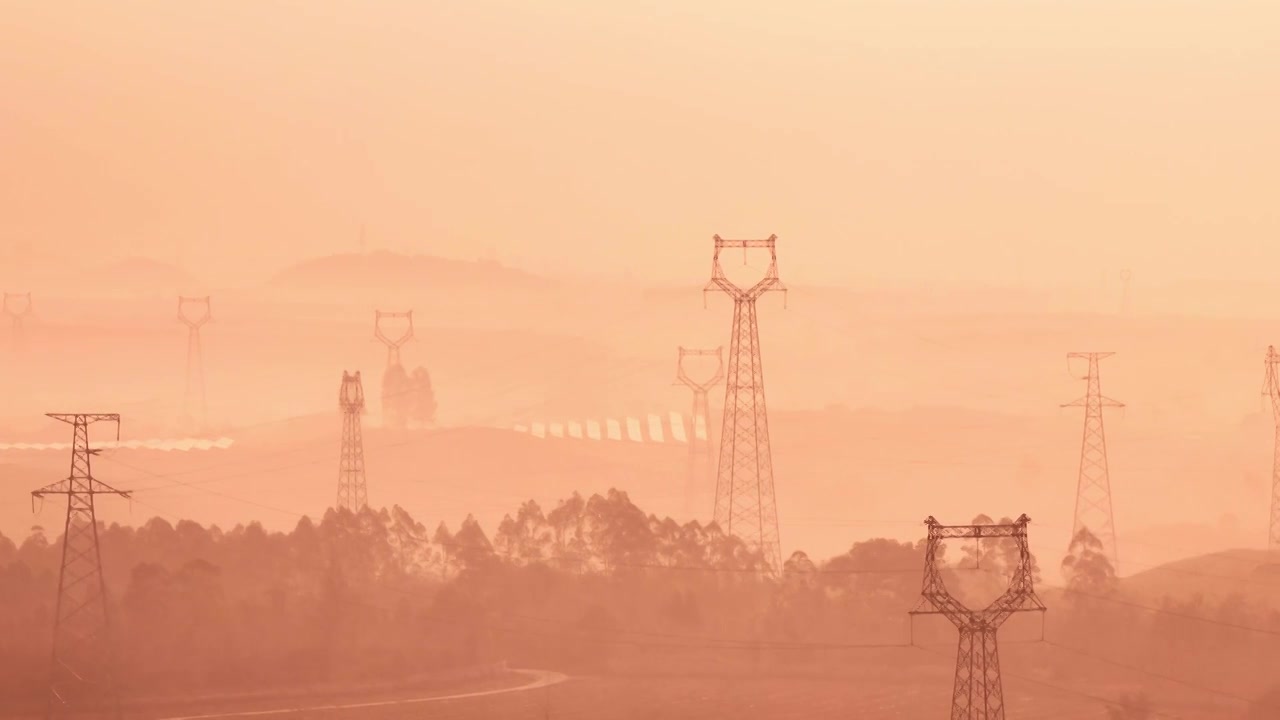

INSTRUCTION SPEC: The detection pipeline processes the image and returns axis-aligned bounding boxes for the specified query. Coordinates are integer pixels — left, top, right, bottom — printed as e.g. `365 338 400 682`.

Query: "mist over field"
3 1 1280 718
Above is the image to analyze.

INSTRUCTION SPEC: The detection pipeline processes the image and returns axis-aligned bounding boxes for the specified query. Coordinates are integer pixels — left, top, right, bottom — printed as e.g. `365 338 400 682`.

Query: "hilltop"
1118 548 1280 607
268 251 557 293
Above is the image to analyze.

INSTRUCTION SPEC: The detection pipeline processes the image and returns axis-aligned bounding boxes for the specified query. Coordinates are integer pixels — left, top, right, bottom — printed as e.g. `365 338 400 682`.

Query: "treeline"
0 492 1278 717
0 490 946 704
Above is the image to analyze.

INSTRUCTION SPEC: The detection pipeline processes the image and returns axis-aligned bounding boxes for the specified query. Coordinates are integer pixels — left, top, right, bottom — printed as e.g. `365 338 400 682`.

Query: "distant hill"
268 251 557 293
1119 548 1280 606
74 256 199 295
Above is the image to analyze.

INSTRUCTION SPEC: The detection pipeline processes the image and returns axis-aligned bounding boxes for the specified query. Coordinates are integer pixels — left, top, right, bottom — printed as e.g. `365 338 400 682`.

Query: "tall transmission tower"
703 234 787 569
673 346 724 518
337 370 369 511
31 413 129 720
911 514 1046 720
374 310 414 369
1262 346 1280 549
1062 352 1123 571
178 296 212 429
3 291 32 352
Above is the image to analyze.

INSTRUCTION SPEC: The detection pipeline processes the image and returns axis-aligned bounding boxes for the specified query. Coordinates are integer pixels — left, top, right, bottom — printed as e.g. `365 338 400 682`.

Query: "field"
107 643 1246 720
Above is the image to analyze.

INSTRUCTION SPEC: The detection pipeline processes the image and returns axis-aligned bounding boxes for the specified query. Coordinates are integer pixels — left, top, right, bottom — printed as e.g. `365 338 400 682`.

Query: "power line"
912 644 1190 720
1039 639 1254 706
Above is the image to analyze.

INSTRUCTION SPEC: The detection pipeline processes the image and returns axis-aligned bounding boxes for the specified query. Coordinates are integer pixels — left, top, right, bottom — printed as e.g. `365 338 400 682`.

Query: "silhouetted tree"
1062 527 1117 596
495 501 552 564
408 366 438 426
381 364 410 429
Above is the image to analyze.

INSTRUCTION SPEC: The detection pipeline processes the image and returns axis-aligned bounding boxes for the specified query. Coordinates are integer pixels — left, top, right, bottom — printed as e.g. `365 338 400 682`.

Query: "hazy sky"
2 1 1276 287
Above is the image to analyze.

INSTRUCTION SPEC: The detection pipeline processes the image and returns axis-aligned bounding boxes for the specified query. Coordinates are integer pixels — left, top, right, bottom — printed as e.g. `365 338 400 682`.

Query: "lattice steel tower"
337 370 369 511
673 346 724 518
703 234 787 569
4 291 32 352
911 514 1046 720
178 296 212 429
31 414 130 720
1062 352 1123 571
1262 346 1280 548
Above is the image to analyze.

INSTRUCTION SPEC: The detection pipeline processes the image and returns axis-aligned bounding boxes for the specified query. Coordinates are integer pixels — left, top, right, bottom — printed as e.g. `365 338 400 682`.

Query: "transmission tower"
1062 352 1123 571
673 346 724 518
178 296 212 429
3 291 32 352
704 234 787 569
374 310 414 369
31 413 129 720
1262 346 1280 549
337 370 369 511
911 514 1046 720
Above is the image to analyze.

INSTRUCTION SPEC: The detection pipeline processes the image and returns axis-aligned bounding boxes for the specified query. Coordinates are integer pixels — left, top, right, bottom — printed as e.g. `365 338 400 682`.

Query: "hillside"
5 403 1270 577
1118 548 1280 607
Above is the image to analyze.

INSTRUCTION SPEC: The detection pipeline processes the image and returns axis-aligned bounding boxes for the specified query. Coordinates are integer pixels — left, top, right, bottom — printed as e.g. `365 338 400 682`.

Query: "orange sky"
2 1 1277 288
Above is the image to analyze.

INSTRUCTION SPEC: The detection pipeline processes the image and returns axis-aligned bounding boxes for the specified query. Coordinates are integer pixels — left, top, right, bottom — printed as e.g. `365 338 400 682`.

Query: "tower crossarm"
674 346 725 391
46 413 121 427
32 479 132 498
339 371 366 412
1060 396 1124 408
3 291 33 317
177 296 212 327
909 514 1044 629
374 310 414 349
703 235 788 304
32 414 130 498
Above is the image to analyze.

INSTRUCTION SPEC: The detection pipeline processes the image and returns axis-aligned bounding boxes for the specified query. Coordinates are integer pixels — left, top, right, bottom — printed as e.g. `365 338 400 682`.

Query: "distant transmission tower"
1062 352 1123 570
3 291 32 352
31 413 129 720
911 514 1046 720
374 310 414 428
1262 346 1280 549
178 296 212 429
673 346 724 518
337 370 369 511
374 310 414 369
704 234 787 569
